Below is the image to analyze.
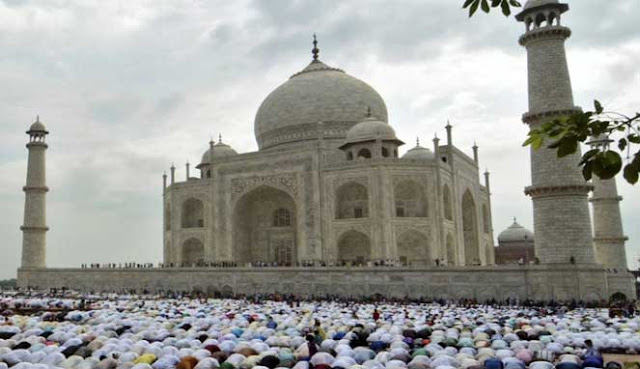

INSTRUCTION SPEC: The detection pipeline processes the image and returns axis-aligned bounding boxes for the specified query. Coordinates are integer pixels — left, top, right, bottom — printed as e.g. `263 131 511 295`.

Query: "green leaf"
531 136 544 150
623 163 639 184
501 0 511 16
590 120 610 136
469 0 481 16
463 0 475 8
593 151 622 180
580 149 600 165
582 161 593 181
509 0 522 6
548 140 562 149
491 0 501 7
557 139 578 157
522 135 536 147
481 0 490 13
628 134 640 144
618 138 627 151
594 100 603 114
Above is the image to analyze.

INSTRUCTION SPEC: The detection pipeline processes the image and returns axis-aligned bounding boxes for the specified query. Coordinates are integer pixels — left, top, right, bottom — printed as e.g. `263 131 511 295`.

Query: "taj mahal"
16 0 637 301
161 38 493 269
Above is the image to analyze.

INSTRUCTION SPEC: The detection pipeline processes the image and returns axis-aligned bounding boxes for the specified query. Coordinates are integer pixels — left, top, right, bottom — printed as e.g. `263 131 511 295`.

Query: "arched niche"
462 190 479 265
335 182 369 219
164 205 171 231
397 229 430 266
337 230 371 264
482 203 490 233
446 233 456 266
394 180 428 218
182 238 204 265
182 198 204 228
443 184 453 220
233 186 296 266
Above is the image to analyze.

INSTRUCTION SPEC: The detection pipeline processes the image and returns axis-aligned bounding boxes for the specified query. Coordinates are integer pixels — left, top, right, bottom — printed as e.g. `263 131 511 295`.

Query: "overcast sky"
0 0 638 279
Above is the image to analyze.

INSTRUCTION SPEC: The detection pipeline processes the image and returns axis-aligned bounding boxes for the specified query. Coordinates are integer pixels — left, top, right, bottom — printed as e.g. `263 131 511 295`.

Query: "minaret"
20 116 49 269
516 1 596 264
587 136 628 270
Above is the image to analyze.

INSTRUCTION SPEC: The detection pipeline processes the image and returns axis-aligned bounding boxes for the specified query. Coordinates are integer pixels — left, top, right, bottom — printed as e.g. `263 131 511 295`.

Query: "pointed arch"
181 198 204 228
164 204 171 231
233 185 296 265
337 230 371 264
443 184 453 220
482 203 490 233
485 242 494 265
182 238 204 265
446 233 456 266
164 241 171 263
394 180 428 218
397 230 430 266
336 182 369 219
357 148 372 159
462 190 479 265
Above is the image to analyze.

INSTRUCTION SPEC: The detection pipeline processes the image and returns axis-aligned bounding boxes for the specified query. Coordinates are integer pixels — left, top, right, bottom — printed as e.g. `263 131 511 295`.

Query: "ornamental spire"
312 33 319 61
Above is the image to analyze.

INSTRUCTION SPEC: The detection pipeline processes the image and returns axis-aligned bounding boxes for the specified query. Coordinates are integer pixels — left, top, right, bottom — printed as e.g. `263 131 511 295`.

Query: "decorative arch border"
334 224 372 245
177 192 209 204
393 225 430 240
180 236 205 263
178 232 205 247
333 175 369 190
230 173 299 204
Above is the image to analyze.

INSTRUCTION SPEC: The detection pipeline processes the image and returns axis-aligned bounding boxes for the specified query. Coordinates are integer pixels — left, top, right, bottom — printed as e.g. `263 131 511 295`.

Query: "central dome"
254 59 388 150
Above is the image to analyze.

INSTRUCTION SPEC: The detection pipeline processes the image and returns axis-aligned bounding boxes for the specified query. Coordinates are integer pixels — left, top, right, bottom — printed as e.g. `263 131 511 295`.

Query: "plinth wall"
17 265 635 302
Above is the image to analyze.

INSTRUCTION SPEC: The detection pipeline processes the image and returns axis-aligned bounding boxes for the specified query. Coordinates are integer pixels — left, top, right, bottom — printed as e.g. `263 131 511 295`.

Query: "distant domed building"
161 39 495 268
495 219 535 264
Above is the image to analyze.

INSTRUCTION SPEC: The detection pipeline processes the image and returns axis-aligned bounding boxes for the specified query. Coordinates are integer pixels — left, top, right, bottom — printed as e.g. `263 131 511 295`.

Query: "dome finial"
416 137 420 147
513 216 517 224
218 133 222 143
36 115 40 123
312 33 319 61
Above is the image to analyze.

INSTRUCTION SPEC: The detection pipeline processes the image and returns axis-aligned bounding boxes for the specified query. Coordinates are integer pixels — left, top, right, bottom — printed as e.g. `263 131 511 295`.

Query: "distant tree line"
0 279 17 289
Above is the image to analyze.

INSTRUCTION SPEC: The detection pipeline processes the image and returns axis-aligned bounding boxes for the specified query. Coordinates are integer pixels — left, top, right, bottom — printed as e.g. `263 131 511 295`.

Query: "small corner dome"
344 117 397 145
28 117 47 133
199 141 238 165
497 220 534 244
403 145 434 161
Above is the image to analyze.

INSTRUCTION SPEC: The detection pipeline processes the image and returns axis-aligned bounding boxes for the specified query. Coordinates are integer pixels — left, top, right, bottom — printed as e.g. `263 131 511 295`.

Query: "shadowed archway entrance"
233 186 297 266
462 190 479 265
397 230 430 266
337 230 371 265
182 238 204 265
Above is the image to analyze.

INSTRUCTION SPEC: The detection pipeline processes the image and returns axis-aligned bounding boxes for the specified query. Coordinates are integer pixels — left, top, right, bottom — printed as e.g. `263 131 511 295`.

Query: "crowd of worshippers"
0 294 639 369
